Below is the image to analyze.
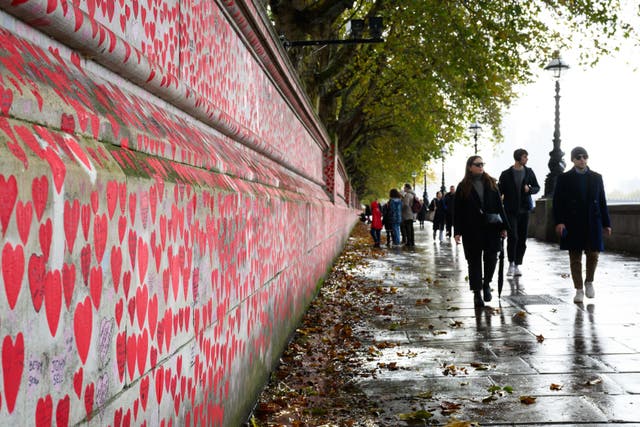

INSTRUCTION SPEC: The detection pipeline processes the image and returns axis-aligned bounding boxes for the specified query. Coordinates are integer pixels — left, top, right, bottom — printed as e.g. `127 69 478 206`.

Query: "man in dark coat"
442 185 456 238
498 148 540 276
553 146 612 304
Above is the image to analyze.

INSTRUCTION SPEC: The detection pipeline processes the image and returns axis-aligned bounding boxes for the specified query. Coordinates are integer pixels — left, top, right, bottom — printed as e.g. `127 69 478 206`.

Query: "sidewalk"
355 223 640 425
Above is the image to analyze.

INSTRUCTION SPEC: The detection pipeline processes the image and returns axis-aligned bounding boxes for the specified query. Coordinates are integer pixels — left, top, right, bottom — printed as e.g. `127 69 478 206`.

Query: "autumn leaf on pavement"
470 362 490 370
586 377 603 385
550 383 563 391
444 418 479 427
398 409 433 421
520 395 537 404
515 311 527 318
440 401 462 414
536 334 545 343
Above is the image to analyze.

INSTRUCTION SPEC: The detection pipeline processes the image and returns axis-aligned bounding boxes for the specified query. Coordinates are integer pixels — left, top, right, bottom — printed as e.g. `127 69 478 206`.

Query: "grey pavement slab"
355 227 640 425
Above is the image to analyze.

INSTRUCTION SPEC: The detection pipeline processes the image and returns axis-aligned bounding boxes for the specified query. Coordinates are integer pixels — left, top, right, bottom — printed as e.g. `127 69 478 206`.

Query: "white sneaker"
585 281 595 298
514 265 522 276
507 263 515 276
573 289 584 303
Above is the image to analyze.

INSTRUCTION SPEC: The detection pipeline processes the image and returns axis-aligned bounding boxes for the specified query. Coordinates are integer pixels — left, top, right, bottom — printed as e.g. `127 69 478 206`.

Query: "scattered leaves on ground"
550 383 563 391
520 395 537 404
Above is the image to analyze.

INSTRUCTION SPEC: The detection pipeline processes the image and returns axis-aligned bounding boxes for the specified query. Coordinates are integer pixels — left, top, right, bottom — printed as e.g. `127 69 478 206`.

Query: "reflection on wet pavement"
355 227 640 424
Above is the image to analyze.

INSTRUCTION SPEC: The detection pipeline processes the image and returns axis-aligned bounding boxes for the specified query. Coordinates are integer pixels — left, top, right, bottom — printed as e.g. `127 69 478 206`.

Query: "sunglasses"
574 154 588 160
472 162 485 167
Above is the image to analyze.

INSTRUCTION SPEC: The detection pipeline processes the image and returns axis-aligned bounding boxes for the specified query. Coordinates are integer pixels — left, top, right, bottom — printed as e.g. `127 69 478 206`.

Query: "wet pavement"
353 225 640 425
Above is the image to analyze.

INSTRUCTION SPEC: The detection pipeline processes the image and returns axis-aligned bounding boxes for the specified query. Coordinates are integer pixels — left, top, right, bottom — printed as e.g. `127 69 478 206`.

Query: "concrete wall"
0 1 356 426
530 199 640 255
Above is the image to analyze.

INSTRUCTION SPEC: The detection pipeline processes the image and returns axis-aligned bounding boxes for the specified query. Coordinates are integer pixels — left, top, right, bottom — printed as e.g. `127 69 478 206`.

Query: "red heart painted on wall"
93 213 107 263
150 346 157 368
116 333 126 383
128 193 137 225
15 201 32 245
35 394 52 427
139 375 149 410
136 284 148 329
115 298 124 327
154 366 164 404
43 147 66 194
137 330 148 376
0 174 18 236
39 219 52 261
73 297 93 364
3 242 25 310
90 266 102 310
56 394 70 427
73 368 83 399
148 294 158 338
126 334 137 381
63 199 80 253
44 269 62 336
90 191 99 214
80 244 91 285
106 180 119 220
128 229 137 270
127 295 136 326
27 254 46 313
80 203 91 240
111 245 122 292
62 263 75 310
1 87 12 116
2 333 24 413
84 382 94 420
122 271 132 300
118 215 127 243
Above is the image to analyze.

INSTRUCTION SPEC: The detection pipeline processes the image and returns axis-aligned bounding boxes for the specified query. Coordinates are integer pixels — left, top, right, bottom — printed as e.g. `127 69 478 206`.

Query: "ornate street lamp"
411 171 417 190
469 122 482 154
440 147 446 195
422 164 428 202
543 51 569 197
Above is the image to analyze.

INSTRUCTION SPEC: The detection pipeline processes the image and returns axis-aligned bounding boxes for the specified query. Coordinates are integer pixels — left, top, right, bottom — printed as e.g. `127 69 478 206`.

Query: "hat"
570 146 588 160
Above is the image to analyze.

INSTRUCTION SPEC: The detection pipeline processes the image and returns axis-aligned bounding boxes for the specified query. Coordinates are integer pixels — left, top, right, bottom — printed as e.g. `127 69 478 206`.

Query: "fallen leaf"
586 377 603 386
440 401 462 414
536 334 545 343
550 383 563 391
398 410 433 421
520 395 537 404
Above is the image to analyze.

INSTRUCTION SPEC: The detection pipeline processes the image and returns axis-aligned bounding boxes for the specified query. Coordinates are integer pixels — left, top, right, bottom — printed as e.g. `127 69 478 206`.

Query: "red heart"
62 263 76 310
137 330 148 376
127 295 136 326
93 214 107 264
149 186 157 223
80 203 91 240
118 182 127 214
84 382 94 420
63 199 80 253
39 219 52 261
90 266 103 310
161 268 170 303
44 269 62 336
115 298 124 327
64 135 93 172
106 180 118 220
139 375 149 410
116 332 126 383
128 193 137 225
154 366 164 404
28 254 46 313
133 399 139 421
113 408 123 427
0 87 12 116
73 297 93 364
137 237 149 284
163 310 172 351
80 244 91 285
90 191 99 214
148 294 158 338
35 394 53 427
73 368 83 399
111 246 122 292
122 271 132 300
126 334 137 381
42 147 66 194
56 395 70 427
128 229 137 270
15 200 32 245
139 191 149 229
136 284 148 329
2 333 24 413
118 215 127 243
0 174 18 236
3 242 25 310
150 346 157 368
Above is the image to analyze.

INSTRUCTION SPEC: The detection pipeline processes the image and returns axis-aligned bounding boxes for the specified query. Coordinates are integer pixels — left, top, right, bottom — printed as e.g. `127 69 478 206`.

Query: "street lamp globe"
469 122 482 154
440 147 446 195
411 171 417 189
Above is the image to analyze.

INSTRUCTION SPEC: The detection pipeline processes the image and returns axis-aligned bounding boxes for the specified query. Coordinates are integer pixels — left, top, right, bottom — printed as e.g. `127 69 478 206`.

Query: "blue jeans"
391 223 401 244
370 228 381 245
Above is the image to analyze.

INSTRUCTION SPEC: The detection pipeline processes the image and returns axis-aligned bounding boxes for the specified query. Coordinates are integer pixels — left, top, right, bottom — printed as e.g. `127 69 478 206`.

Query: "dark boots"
474 291 484 308
483 284 492 302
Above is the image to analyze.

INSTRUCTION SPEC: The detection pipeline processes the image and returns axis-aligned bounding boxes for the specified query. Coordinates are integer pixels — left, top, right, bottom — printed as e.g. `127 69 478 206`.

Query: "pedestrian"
389 189 403 246
429 191 446 241
381 202 394 246
553 146 612 304
498 148 540 276
369 199 383 248
402 183 417 247
417 199 428 229
454 156 508 307
443 185 456 238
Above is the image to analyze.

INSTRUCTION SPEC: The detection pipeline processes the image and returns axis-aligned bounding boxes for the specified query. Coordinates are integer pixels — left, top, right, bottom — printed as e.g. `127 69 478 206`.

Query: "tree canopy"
265 0 636 200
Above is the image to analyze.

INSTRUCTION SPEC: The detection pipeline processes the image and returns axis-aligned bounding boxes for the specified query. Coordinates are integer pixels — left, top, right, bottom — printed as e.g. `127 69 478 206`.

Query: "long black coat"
553 168 610 251
498 166 540 214
453 181 508 252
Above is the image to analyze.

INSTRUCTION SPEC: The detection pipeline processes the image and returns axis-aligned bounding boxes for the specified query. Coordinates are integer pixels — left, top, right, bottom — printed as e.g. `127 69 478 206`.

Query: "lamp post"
469 122 482 154
423 165 428 202
440 147 446 195
543 51 569 197
411 171 417 190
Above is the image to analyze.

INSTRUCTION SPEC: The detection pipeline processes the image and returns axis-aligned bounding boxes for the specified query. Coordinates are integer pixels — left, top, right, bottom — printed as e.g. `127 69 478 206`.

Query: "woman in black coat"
454 156 508 307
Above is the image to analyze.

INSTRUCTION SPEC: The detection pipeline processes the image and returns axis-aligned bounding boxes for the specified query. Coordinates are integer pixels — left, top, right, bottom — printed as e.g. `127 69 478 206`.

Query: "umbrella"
498 237 505 298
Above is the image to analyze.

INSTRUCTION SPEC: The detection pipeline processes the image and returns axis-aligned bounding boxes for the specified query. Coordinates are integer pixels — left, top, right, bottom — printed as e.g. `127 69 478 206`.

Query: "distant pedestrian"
498 148 540 277
443 185 456 238
454 156 508 308
381 202 394 246
429 191 445 241
389 189 403 246
370 200 383 248
553 147 612 304
402 184 417 247
417 199 428 229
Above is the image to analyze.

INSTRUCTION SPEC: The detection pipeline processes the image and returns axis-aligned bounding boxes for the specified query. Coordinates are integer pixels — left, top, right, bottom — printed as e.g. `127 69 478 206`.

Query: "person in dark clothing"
429 191 446 241
442 185 456 238
498 148 540 277
381 202 394 246
454 156 508 308
417 200 428 229
402 183 417 247
553 146 612 304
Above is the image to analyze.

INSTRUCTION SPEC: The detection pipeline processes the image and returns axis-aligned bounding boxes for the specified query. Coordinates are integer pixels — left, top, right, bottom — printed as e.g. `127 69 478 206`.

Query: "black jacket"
498 166 540 214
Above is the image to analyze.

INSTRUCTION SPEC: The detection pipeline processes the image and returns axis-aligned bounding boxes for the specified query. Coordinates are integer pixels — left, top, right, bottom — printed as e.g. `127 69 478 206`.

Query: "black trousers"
462 230 499 291
403 219 415 246
506 211 529 265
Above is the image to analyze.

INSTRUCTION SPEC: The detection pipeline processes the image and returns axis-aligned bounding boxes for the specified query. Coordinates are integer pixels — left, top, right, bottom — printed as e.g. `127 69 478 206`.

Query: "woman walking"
454 156 508 307
429 191 446 241
389 188 403 246
369 199 383 248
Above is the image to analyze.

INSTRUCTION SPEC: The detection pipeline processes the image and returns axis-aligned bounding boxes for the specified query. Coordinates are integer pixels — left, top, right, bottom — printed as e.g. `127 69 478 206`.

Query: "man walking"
402 183 417 247
553 147 612 303
442 185 455 238
498 148 540 276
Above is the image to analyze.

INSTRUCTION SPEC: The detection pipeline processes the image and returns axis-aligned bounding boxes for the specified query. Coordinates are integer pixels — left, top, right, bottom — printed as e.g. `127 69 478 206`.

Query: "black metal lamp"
469 122 482 155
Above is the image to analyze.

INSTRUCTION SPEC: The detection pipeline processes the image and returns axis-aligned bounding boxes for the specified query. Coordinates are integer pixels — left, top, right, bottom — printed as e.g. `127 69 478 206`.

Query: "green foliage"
266 0 636 197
